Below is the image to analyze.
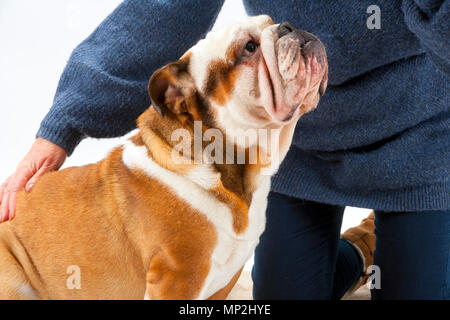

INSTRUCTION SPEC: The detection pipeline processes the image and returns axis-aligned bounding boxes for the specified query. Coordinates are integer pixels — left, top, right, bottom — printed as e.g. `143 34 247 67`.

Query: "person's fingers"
1 191 11 222
11 167 35 192
0 167 34 223
8 192 16 221
25 166 51 192
0 176 12 207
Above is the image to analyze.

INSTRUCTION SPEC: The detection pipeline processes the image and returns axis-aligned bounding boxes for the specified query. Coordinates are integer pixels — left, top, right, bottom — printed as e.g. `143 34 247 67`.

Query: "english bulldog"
0 15 327 299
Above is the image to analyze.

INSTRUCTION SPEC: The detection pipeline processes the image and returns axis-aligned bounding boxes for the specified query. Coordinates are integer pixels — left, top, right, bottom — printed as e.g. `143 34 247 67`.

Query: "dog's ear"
148 53 197 118
318 66 328 97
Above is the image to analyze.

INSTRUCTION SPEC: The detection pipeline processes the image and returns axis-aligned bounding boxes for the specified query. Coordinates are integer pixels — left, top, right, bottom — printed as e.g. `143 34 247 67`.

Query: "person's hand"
0 138 67 222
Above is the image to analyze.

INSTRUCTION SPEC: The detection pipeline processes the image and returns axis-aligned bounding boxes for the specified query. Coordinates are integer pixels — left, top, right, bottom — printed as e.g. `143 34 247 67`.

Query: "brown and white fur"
0 15 327 300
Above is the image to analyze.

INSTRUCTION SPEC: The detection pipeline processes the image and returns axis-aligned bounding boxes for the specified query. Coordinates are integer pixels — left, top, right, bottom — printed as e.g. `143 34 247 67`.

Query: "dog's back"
0 149 148 299
0 144 223 300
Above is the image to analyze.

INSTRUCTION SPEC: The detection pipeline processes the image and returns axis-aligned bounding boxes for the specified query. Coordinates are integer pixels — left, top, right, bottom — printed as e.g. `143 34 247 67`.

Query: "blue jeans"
252 192 450 300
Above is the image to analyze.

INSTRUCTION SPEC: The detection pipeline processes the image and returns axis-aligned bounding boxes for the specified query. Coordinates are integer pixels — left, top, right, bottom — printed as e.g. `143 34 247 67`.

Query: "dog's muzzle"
277 22 327 68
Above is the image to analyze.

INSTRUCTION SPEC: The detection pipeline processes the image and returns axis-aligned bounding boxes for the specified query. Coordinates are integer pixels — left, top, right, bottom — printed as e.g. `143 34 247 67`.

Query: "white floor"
0 0 372 279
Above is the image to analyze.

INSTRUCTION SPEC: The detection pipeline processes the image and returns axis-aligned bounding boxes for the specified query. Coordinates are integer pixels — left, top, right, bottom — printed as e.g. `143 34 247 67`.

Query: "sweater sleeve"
37 0 224 155
402 0 450 74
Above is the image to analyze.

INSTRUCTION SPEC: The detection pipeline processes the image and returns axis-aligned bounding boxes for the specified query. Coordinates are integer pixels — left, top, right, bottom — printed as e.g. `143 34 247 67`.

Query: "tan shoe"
341 211 375 297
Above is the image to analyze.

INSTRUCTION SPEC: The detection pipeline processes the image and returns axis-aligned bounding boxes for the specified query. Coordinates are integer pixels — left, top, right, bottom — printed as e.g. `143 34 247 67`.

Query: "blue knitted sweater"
37 0 450 211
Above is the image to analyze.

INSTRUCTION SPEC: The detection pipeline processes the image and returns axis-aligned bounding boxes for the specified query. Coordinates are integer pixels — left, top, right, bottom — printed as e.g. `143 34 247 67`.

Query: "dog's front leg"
207 267 243 300
143 251 212 300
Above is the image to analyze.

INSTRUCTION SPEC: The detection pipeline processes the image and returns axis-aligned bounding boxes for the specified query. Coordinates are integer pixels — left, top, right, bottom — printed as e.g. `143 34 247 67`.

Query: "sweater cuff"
36 117 85 157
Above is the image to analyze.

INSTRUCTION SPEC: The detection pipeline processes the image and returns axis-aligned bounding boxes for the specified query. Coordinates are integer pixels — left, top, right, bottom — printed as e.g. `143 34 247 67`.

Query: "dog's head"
148 15 327 164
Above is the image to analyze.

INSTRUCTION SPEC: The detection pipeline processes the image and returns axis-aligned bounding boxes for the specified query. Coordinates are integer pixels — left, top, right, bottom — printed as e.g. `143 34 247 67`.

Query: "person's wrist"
35 137 67 156
29 137 67 173
36 121 84 157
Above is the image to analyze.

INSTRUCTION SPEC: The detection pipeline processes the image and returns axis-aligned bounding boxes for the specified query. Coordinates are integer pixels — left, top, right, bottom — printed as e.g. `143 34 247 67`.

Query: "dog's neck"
126 107 298 234
135 108 272 197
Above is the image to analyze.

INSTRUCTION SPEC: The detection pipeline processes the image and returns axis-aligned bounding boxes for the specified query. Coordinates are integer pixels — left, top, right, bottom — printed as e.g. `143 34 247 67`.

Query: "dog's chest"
122 141 271 299
197 176 271 299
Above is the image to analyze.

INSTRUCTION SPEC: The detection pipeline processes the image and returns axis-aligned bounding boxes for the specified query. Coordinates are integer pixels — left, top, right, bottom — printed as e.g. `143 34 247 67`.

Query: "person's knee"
251 266 285 299
252 192 345 299
251 236 287 299
252 267 335 299
252 241 336 299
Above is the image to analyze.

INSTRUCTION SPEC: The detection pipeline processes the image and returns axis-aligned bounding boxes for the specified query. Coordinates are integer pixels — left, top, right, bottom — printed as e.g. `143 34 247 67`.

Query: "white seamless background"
0 0 371 271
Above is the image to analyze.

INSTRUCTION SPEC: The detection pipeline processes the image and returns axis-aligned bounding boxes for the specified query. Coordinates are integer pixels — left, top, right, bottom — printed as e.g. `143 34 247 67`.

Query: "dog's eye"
243 40 257 56
245 41 256 52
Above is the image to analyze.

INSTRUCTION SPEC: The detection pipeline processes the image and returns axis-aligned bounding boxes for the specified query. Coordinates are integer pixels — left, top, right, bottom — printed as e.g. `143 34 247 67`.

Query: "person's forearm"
38 0 224 155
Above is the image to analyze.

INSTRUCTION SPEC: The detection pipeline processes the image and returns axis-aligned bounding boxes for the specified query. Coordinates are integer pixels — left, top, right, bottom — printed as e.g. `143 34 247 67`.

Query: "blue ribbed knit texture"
37 0 450 211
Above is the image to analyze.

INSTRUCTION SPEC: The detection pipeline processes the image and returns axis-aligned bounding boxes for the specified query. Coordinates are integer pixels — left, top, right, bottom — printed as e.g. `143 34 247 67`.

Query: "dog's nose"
277 22 327 67
277 22 319 45
277 22 294 38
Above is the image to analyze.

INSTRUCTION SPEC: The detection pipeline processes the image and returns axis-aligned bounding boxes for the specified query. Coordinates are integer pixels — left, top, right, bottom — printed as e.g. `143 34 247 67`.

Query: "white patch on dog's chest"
122 141 270 300
198 176 270 300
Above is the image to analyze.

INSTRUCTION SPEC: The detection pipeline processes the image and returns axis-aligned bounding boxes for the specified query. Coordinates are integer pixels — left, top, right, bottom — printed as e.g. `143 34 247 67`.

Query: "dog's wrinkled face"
149 15 328 132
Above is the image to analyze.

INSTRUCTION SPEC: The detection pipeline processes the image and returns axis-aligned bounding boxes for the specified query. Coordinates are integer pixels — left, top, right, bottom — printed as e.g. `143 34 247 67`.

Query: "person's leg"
372 210 450 300
252 191 363 299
